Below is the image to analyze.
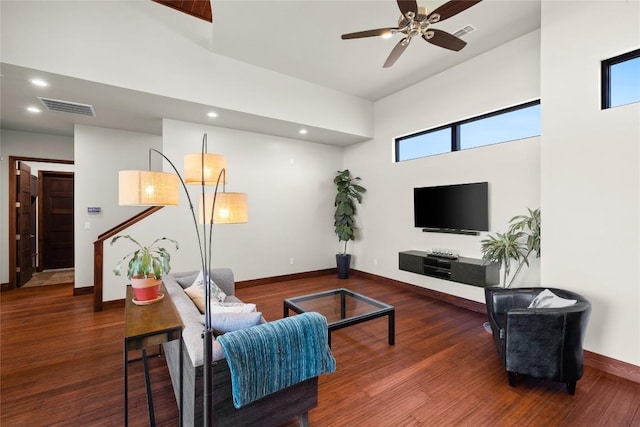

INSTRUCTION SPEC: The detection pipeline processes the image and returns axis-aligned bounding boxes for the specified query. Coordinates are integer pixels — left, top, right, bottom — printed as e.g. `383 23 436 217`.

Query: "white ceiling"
0 0 541 146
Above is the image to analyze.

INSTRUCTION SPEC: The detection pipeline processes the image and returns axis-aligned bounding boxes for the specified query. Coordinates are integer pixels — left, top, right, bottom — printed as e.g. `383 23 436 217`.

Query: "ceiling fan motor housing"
398 6 431 38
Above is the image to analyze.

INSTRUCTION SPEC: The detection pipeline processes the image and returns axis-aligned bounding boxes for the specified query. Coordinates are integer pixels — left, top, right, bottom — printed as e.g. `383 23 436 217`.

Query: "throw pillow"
200 312 263 335
184 282 206 312
183 270 228 313
528 289 577 309
192 270 227 302
209 302 257 314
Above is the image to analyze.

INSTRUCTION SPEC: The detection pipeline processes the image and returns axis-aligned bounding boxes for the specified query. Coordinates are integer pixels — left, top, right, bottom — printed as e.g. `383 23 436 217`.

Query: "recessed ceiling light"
30 78 49 87
27 106 41 113
381 33 393 40
299 129 308 135
207 111 218 118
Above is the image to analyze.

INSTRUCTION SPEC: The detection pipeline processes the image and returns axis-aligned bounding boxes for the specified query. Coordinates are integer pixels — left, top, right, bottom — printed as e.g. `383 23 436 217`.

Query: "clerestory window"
395 100 541 162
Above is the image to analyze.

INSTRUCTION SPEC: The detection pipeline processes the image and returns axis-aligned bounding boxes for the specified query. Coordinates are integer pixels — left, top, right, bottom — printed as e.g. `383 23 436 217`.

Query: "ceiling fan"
341 0 482 68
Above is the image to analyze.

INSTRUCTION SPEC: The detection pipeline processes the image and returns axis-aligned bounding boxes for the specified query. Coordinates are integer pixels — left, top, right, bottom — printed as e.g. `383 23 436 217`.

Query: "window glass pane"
397 128 451 161
459 104 540 150
610 56 640 107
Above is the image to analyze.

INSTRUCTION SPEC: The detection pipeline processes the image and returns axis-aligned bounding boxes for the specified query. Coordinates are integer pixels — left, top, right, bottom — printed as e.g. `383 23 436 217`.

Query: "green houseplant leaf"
111 235 179 280
333 170 366 254
481 208 541 287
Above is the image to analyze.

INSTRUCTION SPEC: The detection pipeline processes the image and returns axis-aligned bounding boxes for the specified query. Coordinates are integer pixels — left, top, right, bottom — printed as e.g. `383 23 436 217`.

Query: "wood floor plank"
2 275 639 426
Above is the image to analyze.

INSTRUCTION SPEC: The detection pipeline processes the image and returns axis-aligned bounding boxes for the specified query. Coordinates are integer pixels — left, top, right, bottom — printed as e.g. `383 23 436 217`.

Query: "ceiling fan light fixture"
428 13 441 24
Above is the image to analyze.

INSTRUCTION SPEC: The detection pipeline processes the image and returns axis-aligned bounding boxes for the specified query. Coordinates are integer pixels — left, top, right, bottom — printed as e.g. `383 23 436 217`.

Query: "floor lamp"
118 133 248 427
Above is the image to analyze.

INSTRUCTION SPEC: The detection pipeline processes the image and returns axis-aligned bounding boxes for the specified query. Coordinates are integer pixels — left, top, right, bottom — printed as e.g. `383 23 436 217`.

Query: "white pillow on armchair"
528 289 577 308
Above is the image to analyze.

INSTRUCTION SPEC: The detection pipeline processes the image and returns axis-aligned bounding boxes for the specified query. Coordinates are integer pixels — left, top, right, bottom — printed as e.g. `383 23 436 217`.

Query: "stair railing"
93 207 163 311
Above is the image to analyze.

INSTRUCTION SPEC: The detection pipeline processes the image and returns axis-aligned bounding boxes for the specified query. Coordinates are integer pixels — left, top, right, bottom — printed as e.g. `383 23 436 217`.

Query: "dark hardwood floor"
2 274 639 426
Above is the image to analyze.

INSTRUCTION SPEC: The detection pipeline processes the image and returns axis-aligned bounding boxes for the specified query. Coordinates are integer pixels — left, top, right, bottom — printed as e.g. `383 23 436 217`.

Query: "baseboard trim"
73 286 94 296
235 269 335 289
584 350 640 384
103 299 125 310
0 282 11 292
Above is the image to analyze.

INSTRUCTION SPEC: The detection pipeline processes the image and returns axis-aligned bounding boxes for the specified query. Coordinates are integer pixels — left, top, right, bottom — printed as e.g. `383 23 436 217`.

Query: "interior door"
41 172 74 270
16 161 33 286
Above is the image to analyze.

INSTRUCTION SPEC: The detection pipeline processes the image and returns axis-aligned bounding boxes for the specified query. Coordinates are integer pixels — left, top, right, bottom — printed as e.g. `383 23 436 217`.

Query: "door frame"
7 156 74 290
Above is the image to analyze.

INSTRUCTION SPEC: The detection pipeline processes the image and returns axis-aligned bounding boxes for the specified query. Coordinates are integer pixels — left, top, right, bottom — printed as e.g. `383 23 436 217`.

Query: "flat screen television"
414 182 489 233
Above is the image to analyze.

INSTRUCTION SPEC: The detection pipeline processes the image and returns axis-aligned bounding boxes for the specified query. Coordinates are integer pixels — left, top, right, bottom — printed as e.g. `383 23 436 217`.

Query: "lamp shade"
184 153 227 185
199 192 248 224
119 170 179 206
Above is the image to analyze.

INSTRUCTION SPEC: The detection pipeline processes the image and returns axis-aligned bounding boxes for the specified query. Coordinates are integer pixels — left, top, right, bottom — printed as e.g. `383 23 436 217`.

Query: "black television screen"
414 182 489 232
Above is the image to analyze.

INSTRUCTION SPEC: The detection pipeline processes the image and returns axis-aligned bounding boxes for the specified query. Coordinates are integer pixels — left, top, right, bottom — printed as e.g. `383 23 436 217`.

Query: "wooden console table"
124 284 183 426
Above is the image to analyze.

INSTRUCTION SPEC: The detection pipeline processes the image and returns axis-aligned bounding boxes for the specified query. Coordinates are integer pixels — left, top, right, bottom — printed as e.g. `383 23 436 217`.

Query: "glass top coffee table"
283 288 395 347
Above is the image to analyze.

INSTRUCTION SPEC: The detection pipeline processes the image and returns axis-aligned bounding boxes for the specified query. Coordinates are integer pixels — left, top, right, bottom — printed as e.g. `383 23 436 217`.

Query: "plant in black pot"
333 169 366 279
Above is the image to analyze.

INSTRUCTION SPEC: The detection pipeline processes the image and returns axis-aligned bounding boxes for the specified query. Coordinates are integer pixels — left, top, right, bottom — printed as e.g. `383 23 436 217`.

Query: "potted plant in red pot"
112 235 179 303
334 169 366 279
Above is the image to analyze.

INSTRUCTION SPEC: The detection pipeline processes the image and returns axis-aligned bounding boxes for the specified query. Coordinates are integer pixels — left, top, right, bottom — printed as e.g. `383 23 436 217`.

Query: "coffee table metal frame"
283 288 395 347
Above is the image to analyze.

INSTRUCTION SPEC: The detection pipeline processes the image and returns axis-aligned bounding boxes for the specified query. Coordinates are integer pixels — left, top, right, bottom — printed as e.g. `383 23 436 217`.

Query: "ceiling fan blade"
397 0 418 17
341 28 397 40
423 29 467 51
427 0 482 23
383 37 411 68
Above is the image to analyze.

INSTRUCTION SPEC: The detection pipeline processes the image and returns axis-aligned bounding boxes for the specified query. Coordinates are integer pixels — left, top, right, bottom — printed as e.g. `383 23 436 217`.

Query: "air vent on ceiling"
453 24 477 38
38 97 96 117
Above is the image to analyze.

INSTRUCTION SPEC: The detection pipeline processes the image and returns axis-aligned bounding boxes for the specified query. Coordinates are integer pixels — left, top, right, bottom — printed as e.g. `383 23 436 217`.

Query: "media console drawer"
398 251 499 288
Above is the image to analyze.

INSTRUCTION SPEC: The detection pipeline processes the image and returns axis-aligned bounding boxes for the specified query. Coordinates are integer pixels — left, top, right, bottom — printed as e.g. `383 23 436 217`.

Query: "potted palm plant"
333 169 366 279
111 235 179 302
480 208 541 288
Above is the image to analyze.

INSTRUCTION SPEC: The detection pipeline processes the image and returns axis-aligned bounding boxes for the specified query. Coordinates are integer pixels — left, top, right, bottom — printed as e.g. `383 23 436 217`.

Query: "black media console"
398 250 500 288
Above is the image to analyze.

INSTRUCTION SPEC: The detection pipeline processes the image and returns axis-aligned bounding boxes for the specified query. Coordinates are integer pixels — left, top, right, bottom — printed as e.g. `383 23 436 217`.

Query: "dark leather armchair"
484 287 591 394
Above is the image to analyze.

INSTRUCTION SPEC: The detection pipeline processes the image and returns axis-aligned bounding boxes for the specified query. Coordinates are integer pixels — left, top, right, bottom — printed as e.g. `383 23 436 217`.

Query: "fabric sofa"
162 269 320 426
484 286 591 394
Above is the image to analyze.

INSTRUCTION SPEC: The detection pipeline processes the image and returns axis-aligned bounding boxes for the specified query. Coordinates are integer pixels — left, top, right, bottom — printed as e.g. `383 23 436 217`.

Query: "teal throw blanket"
217 312 336 408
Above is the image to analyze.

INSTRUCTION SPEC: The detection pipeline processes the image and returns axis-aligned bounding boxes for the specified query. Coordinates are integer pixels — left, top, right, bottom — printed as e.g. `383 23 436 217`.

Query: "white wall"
540 1 640 365
74 125 162 290
101 119 343 301
0 0 373 139
344 30 542 303
0 129 74 284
